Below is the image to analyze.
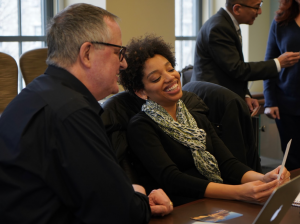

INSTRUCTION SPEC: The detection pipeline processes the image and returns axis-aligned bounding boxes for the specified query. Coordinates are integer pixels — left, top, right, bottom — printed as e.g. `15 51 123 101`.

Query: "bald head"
226 0 263 25
226 0 247 10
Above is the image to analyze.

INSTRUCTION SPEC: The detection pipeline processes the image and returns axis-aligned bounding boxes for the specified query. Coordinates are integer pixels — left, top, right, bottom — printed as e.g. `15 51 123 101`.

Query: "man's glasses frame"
91 41 127 62
234 0 263 11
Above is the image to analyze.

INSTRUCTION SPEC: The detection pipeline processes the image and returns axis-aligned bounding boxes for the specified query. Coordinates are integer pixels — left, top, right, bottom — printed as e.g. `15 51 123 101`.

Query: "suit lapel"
218 8 244 60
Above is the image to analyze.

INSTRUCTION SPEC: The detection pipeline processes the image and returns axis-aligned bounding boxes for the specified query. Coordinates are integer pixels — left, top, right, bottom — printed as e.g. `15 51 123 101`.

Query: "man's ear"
232 4 241 15
79 42 92 68
135 89 148 101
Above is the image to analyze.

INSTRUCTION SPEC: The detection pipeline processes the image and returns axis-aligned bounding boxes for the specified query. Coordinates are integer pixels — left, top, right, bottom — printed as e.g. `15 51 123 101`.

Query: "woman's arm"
241 166 290 185
241 171 264 183
264 20 281 108
204 180 278 204
265 20 281 61
205 166 290 204
203 114 290 203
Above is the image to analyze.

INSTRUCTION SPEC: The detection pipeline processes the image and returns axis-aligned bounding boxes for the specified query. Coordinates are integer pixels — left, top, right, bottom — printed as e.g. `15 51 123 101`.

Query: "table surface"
149 169 300 224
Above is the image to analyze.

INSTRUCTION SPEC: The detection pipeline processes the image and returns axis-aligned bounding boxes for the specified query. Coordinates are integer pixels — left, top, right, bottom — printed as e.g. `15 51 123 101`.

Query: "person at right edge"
191 0 300 112
264 0 300 171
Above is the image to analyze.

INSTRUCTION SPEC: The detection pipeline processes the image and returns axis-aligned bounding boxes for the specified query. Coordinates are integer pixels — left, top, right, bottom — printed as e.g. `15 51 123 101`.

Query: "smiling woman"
118 34 290 207
135 54 182 119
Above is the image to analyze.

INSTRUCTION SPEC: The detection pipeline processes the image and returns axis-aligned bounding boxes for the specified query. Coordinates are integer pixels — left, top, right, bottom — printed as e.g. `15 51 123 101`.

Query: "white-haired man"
0 4 172 224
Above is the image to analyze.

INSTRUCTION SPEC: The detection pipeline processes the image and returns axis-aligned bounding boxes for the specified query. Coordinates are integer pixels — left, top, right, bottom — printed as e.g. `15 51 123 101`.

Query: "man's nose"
257 7 262 15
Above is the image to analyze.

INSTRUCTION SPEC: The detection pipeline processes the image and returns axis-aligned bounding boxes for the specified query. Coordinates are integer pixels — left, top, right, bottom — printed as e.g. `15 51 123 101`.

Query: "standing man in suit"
191 0 300 111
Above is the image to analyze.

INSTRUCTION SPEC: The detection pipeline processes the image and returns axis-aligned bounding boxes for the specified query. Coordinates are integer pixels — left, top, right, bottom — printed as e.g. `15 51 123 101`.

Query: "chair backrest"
19 48 48 85
180 64 193 87
182 81 262 172
101 91 208 183
0 52 18 114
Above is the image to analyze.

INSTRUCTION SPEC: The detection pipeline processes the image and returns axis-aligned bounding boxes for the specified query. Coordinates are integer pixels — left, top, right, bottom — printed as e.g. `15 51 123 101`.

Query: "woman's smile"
165 82 179 93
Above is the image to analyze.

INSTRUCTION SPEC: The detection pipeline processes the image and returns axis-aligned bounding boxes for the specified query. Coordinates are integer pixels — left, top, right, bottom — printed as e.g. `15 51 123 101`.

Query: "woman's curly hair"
119 34 176 94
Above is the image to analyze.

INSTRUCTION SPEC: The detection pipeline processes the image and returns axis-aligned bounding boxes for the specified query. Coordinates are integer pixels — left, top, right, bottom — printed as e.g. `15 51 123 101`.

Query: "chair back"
19 48 48 85
180 64 193 87
182 81 262 172
0 52 18 114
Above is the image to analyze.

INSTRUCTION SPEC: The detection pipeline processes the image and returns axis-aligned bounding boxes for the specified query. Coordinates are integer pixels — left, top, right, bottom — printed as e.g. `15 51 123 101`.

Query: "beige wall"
63 0 175 48
248 0 271 93
107 0 175 47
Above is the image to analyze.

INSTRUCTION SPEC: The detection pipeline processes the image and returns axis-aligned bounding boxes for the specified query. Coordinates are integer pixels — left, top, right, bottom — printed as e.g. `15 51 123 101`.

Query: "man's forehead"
105 18 120 33
104 17 122 45
104 17 119 27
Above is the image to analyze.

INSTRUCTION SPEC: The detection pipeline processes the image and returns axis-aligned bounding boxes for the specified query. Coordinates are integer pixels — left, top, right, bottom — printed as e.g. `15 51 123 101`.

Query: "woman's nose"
120 57 128 70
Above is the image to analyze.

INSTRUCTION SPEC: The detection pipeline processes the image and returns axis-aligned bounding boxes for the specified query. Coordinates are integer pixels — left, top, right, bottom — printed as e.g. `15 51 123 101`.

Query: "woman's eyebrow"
146 61 171 79
164 61 171 67
146 70 158 79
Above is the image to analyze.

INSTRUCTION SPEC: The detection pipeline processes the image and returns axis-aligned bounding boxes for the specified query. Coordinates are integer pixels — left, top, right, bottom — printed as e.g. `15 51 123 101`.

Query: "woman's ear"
79 42 92 68
135 89 148 101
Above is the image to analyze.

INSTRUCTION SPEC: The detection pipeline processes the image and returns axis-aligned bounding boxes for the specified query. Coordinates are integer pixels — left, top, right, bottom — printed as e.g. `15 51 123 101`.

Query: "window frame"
175 0 202 41
175 0 202 71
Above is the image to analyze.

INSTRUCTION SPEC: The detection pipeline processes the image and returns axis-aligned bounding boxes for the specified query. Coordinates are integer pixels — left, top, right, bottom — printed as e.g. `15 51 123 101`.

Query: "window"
175 0 202 71
0 0 53 91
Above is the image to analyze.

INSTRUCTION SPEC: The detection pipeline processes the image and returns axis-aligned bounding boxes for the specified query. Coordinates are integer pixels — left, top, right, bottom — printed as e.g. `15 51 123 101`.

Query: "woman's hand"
263 165 290 185
148 189 173 216
237 179 278 204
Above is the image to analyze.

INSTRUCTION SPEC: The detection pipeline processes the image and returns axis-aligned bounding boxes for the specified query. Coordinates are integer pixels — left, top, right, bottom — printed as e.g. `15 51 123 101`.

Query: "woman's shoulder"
190 111 210 125
129 111 156 128
130 111 148 121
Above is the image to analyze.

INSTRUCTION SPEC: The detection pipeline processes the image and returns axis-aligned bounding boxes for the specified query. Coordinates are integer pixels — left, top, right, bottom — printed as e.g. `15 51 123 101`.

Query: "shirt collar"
45 65 103 115
223 7 240 31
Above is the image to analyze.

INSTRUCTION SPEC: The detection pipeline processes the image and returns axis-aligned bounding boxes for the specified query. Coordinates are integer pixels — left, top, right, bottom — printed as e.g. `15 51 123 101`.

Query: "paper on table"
292 193 300 207
251 105 261 117
277 139 292 181
191 222 225 224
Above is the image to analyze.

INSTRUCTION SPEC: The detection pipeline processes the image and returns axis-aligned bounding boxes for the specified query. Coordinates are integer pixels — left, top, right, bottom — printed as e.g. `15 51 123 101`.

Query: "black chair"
182 81 262 172
180 64 193 87
101 91 208 183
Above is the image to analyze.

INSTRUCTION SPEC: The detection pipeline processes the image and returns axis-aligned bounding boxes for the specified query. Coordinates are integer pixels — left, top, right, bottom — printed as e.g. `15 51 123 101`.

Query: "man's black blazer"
191 8 278 99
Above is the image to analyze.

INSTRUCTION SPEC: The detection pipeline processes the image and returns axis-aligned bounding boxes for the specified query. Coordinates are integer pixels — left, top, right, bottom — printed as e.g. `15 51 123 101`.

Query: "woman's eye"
152 76 161 83
169 69 175 72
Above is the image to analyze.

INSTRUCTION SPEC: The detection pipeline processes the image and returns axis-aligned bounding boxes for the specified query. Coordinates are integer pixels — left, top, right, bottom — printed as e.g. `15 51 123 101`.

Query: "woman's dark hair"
275 0 299 25
119 34 176 94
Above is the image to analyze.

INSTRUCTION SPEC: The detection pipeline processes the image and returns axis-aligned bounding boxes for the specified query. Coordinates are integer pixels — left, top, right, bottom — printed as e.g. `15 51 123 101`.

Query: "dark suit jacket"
191 8 278 99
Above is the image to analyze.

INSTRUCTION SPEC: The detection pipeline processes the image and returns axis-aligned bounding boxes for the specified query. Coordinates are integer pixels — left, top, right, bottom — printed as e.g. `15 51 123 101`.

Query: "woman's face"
136 54 182 108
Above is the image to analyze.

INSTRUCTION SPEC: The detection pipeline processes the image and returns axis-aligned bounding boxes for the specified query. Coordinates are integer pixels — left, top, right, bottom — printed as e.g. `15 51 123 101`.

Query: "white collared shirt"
223 7 240 33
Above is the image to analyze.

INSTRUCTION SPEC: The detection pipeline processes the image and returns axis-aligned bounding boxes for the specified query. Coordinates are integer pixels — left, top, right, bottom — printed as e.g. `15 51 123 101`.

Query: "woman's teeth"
166 83 178 92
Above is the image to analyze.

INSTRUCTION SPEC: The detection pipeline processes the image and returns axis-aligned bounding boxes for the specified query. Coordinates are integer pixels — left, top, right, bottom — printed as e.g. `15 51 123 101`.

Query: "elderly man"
0 4 172 224
191 0 300 111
